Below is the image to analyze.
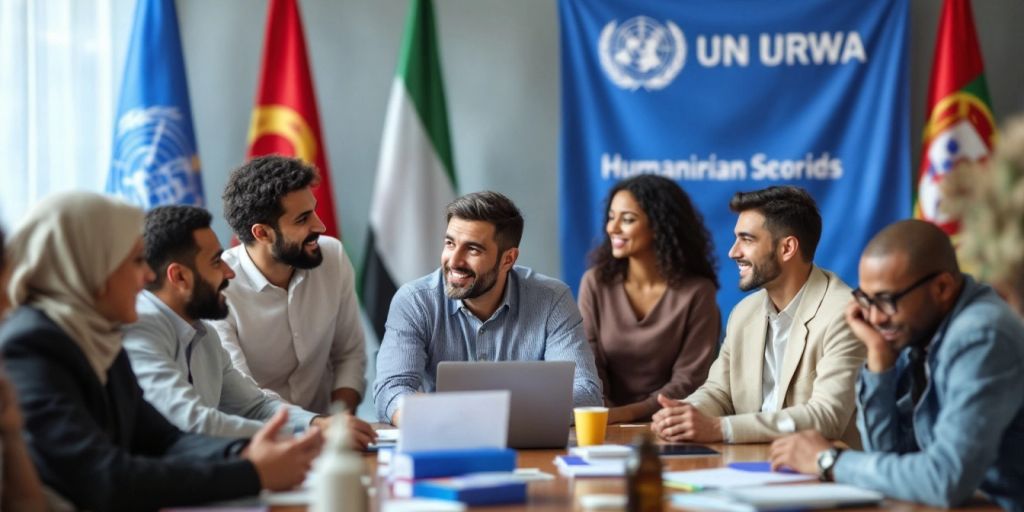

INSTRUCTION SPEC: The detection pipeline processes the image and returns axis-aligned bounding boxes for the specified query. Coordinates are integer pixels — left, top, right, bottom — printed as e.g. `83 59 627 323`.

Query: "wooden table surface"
274 424 999 511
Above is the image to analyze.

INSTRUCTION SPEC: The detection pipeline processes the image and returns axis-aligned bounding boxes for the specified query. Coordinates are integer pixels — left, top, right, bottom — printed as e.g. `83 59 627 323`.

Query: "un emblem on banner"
110 106 203 208
598 16 685 91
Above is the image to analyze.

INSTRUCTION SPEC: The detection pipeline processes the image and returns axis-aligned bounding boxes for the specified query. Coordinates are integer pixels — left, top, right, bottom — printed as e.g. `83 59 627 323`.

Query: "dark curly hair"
590 175 718 288
223 155 317 244
143 205 212 290
729 186 821 262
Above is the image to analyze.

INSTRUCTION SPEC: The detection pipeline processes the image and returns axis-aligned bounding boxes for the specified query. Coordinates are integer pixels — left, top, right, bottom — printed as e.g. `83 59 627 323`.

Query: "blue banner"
107 0 204 208
558 0 910 317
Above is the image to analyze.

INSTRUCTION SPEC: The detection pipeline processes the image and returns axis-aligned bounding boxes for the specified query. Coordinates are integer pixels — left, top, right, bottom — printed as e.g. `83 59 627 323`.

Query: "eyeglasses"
851 271 941 316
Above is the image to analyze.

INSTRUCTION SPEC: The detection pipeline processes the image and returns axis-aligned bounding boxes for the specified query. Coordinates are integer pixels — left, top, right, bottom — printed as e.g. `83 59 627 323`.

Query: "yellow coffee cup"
574 406 609 447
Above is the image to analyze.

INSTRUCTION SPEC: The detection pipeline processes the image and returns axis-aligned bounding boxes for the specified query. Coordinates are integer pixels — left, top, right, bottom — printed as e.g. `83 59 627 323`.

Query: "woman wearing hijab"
0 226 48 511
579 175 721 424
0 192 322 511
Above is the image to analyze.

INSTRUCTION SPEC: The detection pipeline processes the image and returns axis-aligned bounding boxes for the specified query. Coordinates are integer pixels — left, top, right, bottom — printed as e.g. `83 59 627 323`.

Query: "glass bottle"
627 432 663 512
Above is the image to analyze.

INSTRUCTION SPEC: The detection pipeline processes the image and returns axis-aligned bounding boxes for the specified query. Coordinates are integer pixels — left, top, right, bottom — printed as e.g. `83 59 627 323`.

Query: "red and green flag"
246 0 340 239
914 0 996 236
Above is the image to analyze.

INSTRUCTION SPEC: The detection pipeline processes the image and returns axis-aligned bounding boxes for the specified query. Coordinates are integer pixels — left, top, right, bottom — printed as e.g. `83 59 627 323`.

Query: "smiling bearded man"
373 191 603 426
210 157 370 443
651 186 865 446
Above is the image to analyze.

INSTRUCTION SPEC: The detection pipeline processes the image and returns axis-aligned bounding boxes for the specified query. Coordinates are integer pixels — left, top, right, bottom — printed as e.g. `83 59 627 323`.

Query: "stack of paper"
370 428 400 450
569 444 633 460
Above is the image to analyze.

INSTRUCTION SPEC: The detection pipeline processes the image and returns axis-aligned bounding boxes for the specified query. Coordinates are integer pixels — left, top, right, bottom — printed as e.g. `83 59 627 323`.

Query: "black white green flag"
362 0 457 339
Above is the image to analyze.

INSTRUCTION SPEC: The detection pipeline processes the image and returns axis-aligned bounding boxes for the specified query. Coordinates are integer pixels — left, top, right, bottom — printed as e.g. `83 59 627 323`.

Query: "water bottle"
312 412 367 512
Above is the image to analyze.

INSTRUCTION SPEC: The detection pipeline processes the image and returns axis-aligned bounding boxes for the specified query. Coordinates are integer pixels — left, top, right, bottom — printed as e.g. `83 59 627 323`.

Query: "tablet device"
658 443 719 457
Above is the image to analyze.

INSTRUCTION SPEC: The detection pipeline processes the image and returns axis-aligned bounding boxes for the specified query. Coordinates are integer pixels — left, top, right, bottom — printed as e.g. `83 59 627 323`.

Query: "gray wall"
173 0 561 278
164 0 1023 281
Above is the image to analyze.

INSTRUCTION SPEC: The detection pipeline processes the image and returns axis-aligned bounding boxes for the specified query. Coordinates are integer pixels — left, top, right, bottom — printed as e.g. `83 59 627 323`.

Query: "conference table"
272 424 1000 512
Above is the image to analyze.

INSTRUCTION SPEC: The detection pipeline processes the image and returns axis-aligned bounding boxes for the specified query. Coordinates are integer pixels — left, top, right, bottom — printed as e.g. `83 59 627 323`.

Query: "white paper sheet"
376 428 400 441
663 467 815 490
725 483 884 509
669 484 884 511
397 390 510 452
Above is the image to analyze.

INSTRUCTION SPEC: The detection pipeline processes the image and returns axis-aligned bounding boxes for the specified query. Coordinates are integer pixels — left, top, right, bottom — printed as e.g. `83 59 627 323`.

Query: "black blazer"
0 306 261 511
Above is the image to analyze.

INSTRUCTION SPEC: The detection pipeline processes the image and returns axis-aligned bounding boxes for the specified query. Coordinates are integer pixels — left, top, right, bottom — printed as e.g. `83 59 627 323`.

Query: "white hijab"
5 192 144 383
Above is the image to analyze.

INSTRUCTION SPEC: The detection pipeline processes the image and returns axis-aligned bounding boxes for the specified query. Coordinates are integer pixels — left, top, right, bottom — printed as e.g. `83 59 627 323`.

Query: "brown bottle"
627 432 663 512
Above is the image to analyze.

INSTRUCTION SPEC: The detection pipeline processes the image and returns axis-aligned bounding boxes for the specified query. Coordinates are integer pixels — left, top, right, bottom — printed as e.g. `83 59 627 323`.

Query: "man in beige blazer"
652 186 864 446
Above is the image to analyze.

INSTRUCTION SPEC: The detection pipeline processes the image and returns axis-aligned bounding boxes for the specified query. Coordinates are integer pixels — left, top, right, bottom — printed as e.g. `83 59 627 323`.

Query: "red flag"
247 0 340 238
914 0 995 236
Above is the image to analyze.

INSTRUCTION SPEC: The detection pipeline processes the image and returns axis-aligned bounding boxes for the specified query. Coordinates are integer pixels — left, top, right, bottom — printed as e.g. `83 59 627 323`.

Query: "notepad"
554 455 628 477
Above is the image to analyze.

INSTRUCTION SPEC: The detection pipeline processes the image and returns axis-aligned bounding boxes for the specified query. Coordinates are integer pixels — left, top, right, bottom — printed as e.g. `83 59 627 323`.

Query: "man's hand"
769 430 831 475
312 414 377 450
651 394 722 443
311 415 330 431
347 416 377 450
844 300 897 372
245 409 324 491
391 408 401 427
331 387 362 414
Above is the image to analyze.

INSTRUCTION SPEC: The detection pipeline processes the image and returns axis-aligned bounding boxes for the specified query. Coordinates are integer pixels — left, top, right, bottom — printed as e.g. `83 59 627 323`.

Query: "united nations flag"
107 0 204 208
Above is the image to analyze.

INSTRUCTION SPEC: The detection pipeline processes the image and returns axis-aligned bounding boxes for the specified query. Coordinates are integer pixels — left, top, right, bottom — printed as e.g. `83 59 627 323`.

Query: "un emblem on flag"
109 106 204 208
598 16 686 91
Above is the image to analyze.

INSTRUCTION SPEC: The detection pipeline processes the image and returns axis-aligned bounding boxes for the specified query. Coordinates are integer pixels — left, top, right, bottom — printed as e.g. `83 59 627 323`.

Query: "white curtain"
0 0 117 231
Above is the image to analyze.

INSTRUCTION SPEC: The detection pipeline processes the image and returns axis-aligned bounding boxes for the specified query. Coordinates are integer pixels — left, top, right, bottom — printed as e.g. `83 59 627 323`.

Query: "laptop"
436 360 575 449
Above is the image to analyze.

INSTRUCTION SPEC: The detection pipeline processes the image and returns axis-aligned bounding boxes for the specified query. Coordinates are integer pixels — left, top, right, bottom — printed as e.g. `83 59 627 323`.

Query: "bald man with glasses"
770 220 1024 510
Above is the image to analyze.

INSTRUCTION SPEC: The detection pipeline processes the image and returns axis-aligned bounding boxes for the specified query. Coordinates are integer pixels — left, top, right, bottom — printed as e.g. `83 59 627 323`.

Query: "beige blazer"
684 266 865 447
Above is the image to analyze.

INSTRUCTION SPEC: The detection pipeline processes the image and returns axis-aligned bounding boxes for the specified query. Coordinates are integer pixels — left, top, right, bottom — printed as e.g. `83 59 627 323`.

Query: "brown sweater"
578 268 720 420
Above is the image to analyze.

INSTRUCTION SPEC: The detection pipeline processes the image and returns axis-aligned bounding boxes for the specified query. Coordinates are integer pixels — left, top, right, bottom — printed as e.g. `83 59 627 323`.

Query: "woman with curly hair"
579 175 721 424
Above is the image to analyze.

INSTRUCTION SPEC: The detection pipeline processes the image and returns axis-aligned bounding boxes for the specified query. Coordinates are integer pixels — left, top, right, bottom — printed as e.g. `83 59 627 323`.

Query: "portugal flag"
361 0 457 340
247 0 340 238
914 0 995 236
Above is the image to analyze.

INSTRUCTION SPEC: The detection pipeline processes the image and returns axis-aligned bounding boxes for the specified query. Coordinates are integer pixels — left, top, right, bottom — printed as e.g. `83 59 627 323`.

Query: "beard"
737 255 782 292
272 230 323 269
444 261 500 301
185 274 230 320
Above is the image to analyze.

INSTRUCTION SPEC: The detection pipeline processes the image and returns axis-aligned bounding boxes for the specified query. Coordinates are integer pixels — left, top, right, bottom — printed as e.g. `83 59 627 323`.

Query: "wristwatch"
815 447 842 481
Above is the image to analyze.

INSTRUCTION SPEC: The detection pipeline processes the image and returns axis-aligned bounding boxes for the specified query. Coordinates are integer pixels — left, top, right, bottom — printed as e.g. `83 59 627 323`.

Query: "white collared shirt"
760 282 807 412
210 236 367 414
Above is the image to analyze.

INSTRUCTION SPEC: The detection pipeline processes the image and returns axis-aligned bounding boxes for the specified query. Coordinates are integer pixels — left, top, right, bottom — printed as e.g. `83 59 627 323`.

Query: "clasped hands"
651 393 835 476
650 393 723 443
